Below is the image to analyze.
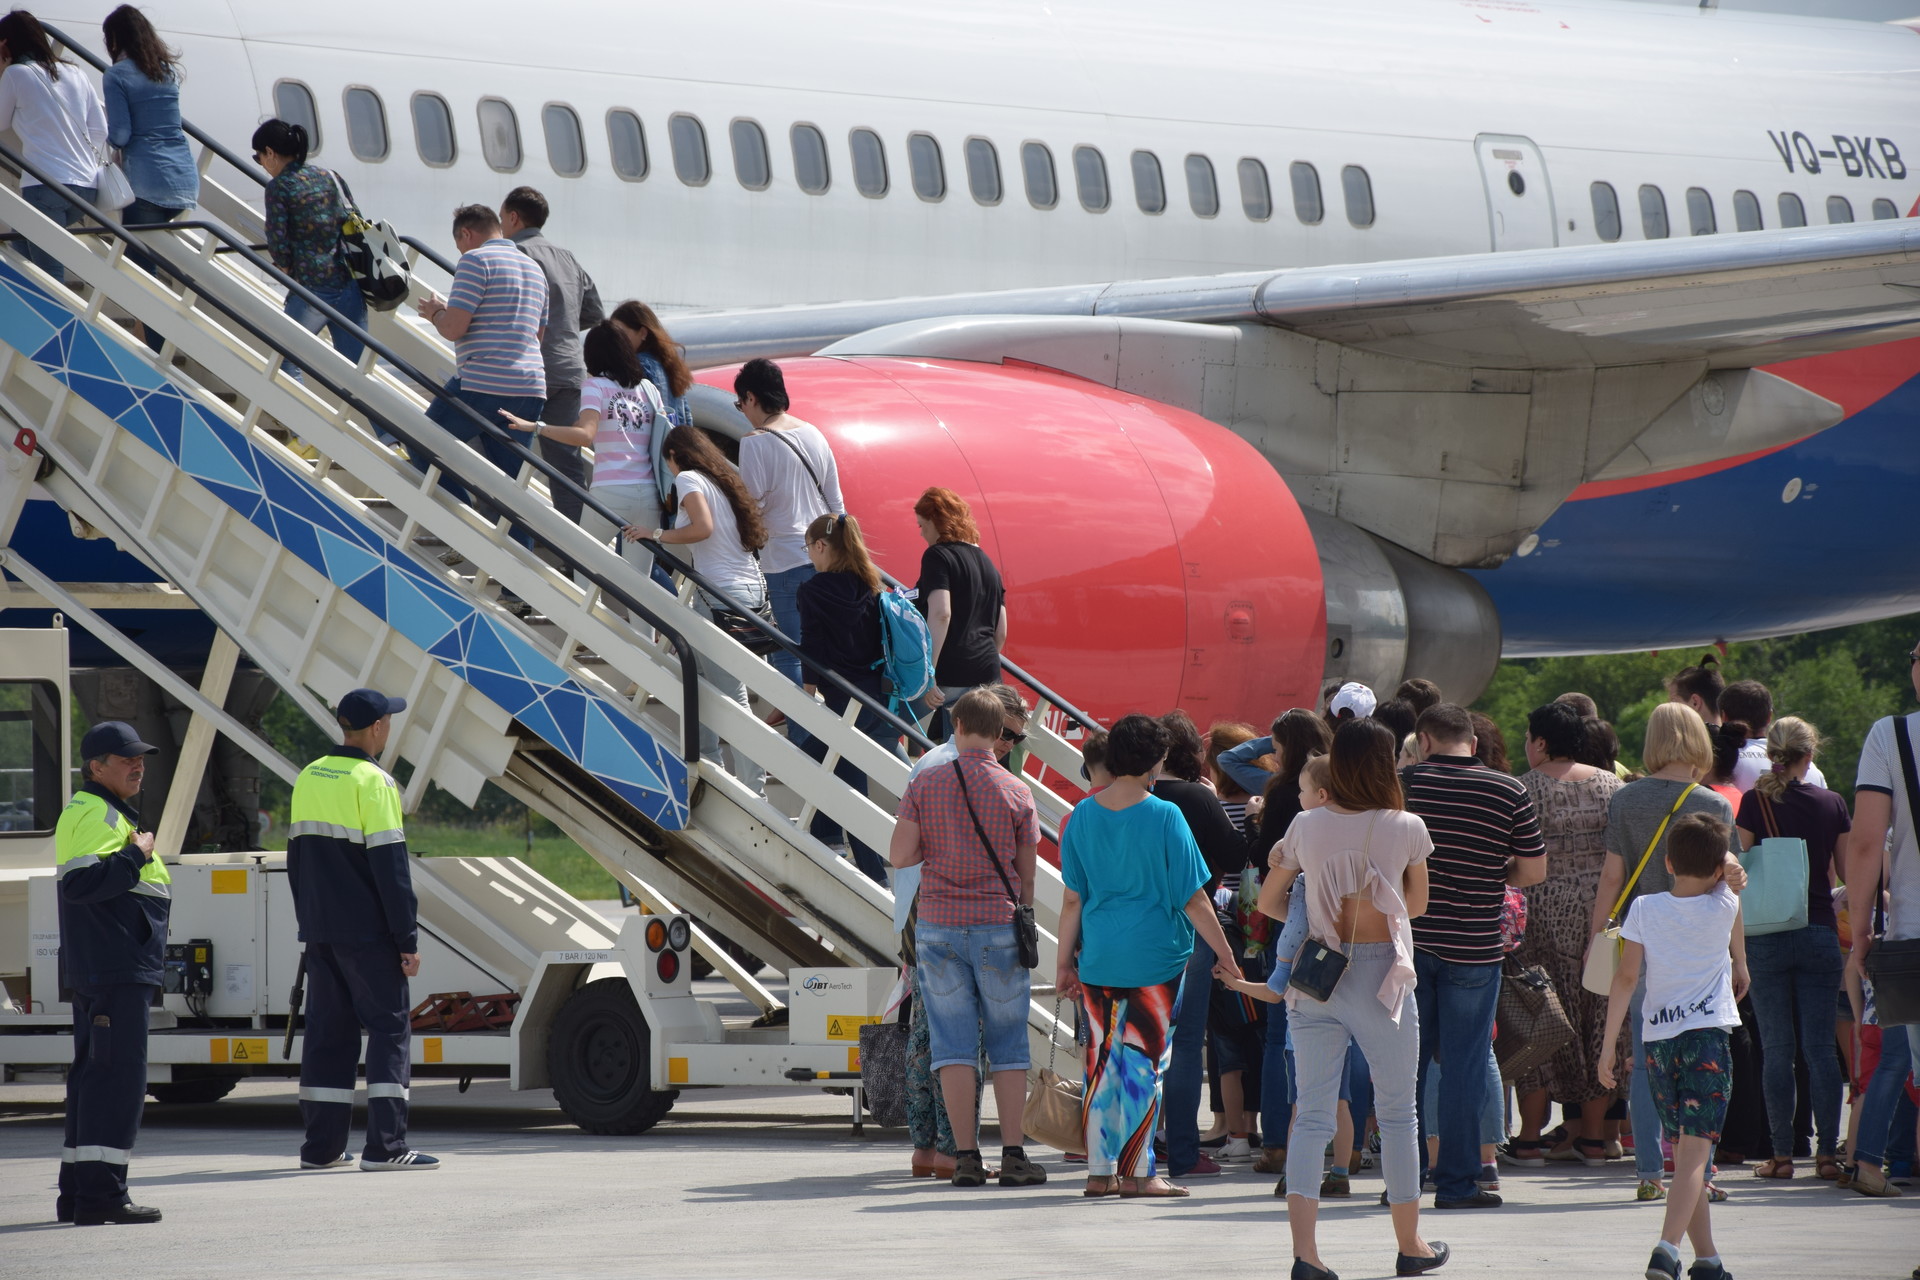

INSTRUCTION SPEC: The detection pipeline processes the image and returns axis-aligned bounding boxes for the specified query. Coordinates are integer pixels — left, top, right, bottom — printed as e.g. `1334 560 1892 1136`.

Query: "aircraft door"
1474 134 1557 251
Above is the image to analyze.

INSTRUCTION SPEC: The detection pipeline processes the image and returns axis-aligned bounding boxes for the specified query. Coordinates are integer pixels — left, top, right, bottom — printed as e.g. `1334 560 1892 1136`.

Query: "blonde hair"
1642 701 1713 778
803 513 882 593
1299 753 1331 794
1754 716 1820 800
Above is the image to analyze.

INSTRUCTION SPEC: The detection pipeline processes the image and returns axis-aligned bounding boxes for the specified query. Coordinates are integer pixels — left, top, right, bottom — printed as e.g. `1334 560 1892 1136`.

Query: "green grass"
407 823 620 902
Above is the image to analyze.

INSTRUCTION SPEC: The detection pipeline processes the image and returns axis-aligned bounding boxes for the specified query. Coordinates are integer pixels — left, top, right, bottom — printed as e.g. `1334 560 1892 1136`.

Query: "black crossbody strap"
760 426 830 506
951 759 1019 908
1887 716 1920 939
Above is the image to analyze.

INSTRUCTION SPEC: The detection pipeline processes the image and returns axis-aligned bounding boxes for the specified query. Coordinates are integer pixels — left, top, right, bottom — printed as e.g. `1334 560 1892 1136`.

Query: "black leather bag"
952 761 1040 969
1867 717 1920 1026
709 593 780 656
1286 812 1374 1003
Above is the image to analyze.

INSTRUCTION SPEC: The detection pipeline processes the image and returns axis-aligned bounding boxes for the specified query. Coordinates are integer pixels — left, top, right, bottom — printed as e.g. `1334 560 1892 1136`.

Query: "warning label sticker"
212 1037 269 1063
825 1015 879 1042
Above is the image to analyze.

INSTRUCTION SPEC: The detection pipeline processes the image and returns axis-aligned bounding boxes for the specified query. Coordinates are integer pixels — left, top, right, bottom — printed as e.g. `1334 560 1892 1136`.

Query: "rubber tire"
547 977 678 1135
147 1077 238 1105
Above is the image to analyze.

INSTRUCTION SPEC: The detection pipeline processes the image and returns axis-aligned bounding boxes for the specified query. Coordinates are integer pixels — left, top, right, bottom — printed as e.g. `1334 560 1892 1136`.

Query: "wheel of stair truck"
547 977 679 1134
147 1074 240 1105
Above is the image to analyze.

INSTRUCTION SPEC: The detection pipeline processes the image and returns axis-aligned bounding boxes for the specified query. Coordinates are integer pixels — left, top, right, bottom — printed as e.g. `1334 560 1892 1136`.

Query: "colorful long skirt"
1079 978 1181 1177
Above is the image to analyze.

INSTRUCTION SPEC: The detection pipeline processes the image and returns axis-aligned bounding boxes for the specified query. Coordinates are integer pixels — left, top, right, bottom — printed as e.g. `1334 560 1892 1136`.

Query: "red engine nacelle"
695 356 1326 731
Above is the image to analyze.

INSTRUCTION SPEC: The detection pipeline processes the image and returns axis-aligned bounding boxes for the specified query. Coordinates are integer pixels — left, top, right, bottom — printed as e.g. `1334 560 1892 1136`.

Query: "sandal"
1083 1175 1120 1198
1705 1182 1729 1203
1815 1156 1843 1181
1752 1157 1793 1179
1119 1176 1192 1198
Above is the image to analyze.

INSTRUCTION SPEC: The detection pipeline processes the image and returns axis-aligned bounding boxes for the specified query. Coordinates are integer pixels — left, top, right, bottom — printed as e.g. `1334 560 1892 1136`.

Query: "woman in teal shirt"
1057 714 1240 1199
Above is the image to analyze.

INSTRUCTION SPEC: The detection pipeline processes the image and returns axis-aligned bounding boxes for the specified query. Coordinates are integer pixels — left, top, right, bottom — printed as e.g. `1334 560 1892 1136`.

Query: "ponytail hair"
1754 716 1820 800
250 118 310 167
803 512 882 593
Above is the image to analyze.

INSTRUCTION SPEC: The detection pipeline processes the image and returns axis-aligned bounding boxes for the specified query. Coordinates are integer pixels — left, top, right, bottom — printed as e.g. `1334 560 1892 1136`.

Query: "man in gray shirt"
501 186 604 526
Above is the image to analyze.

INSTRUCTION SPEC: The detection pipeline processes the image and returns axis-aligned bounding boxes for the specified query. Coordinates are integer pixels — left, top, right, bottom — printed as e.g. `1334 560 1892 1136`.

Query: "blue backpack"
874 588 934 709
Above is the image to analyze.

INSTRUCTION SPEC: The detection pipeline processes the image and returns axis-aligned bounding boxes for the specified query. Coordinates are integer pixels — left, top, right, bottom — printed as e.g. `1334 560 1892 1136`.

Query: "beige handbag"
1022 1000 1086 1155
1581 783 1697 995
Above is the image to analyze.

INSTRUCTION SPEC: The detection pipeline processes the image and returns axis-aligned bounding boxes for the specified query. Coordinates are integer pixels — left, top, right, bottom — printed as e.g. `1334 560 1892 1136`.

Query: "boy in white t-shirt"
1600 813 1750 1280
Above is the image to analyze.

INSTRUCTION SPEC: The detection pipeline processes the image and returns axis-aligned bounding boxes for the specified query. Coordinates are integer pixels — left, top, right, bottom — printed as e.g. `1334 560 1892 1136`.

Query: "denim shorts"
915 920 1031 1073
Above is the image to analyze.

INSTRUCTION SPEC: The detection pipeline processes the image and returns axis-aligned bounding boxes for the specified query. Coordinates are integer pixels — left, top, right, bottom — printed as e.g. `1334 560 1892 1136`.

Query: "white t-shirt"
738 421 845 575
1731 738 1827 793
1620 882 1741 1042
0 61 106 189
1856 711 1920 941
672 470 763 604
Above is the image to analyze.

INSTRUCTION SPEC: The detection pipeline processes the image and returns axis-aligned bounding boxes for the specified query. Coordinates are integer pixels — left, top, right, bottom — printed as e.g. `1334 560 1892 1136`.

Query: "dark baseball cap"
80 721 158 759
336 688 407 731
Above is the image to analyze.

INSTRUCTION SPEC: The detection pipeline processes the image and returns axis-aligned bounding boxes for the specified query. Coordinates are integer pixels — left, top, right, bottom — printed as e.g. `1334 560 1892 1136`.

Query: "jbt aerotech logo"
800 975 854 995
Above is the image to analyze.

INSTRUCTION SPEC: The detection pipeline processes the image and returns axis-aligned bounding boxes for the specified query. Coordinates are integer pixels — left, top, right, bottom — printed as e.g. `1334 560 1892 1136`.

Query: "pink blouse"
1278 806 1433 1020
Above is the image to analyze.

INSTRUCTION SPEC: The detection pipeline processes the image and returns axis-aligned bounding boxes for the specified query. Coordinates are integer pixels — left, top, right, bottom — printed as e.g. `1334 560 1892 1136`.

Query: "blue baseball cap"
80 721 158 759
336 688 407 731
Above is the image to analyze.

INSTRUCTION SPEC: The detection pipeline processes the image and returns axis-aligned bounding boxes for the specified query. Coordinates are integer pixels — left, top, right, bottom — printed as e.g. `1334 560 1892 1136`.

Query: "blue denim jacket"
1219 734 1278 797
638 351 689 504
103 58 198 209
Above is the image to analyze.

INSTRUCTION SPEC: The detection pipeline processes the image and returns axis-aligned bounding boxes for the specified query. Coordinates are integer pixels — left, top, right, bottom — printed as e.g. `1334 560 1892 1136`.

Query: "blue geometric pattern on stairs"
0 261 691 828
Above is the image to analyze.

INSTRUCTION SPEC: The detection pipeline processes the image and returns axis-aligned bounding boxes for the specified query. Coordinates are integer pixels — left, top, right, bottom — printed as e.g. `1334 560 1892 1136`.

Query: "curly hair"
661 426 767 553
1158 709 1206 783
913 486 980 543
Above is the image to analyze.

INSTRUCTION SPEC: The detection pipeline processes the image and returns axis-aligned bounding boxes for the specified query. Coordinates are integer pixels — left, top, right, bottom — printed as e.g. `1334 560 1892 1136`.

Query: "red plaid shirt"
898 747 1039 928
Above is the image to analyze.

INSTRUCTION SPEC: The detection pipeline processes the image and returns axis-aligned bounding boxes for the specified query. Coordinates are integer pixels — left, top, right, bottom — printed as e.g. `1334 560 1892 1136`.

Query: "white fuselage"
38 0 1920 310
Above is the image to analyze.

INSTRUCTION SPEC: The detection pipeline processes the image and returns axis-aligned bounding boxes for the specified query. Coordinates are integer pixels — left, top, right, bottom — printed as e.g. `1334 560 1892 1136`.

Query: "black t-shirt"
916 541 1004 686
1152 779 1250 891
796 570 884 696
1735 781 1850 931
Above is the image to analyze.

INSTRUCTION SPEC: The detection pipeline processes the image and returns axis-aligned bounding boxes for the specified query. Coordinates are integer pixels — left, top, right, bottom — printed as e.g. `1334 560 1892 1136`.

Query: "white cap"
1329 681 1377 719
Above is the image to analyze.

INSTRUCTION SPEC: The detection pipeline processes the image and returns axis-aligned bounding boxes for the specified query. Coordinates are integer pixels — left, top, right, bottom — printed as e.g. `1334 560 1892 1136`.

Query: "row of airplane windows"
1591 180 1901 238
272 81 1381 226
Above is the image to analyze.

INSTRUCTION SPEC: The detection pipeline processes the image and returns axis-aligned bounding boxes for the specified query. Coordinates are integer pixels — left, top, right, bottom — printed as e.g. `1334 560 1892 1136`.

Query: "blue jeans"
1262 989 1293 1147
415 377 545 550
1856 1018 1915 1166
805 684 901 887
763 563 815 707
19 182 95 282
1745 923 1844 1157
1628 981 1664 1179
915 921 1030 1073
1423 1039 1505 1145
120 198 190 350
1164 944 1214 1173
283 280 368 376
1412 950 1502 1200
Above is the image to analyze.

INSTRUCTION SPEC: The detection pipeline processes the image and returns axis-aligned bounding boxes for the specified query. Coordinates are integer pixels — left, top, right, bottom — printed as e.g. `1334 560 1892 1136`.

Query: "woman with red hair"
912 487 1007 735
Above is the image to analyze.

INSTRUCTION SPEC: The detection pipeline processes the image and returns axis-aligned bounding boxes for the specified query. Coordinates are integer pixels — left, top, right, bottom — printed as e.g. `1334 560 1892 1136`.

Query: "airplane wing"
670 220 1920 372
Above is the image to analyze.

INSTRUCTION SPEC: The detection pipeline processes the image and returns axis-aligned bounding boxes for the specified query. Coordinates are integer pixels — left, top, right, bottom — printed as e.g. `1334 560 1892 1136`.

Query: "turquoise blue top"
1060 793 1210 988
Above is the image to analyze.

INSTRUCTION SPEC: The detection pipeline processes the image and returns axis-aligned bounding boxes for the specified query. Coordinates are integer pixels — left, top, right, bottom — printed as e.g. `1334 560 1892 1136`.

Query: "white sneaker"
359 1150 440 1171
1219 1137 1254 1162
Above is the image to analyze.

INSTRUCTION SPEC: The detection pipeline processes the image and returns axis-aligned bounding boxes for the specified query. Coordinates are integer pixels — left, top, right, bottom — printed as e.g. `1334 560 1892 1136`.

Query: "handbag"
1021 999 1086 1155
325 171 412 311
951 760 1040 969
40 67 132 212
1583 782 1698 995
705 557 780 656
1740 791 1810 937
857 1019 910 1128
1866 716 1920 1026
1287 813 1373 1003
1494 956 1574 1081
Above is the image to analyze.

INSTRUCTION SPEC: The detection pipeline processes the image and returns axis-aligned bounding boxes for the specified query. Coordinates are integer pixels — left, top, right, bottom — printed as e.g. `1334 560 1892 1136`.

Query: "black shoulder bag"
1287 812 1376 1002
951 760 1040 969
1866 716 1920 1026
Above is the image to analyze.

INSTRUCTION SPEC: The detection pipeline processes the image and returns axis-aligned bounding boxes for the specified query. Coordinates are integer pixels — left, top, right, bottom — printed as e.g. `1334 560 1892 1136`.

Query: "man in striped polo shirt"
416 204 549 544
1403 702 1546 1210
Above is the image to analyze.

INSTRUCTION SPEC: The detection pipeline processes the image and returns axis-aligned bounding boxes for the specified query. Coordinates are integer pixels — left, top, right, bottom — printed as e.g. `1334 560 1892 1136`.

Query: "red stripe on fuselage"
1566 336 1920 501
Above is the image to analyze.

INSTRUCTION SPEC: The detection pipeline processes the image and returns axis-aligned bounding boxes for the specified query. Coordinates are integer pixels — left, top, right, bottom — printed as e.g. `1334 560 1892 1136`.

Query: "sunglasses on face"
1000 726 1027 744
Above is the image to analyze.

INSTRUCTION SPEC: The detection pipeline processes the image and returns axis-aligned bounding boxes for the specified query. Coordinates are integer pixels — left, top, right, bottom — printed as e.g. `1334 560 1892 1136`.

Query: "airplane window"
1686 187 1716 235
273 81 320 154
1776 192 1806 228
1237 158 1271 221
1873 197 1900 220
606 110 648 181
966 137 1001 205
669 113 709 185
543 104 586 178
478 98 521 173
1827 195 1854 224
1289 161 1322 224
1342 165 1374 228
1022 142 1057 209
730 119 770 191
851 128 888 198
1589 182 1621 241
1131 150 1165 214
1185 154 1219 218
1073 145 1108 212
1638 184 1668 239
411 93 456 167
793 124 831 195
908 133 943 201
343 88 387 162
1732 190 1763 232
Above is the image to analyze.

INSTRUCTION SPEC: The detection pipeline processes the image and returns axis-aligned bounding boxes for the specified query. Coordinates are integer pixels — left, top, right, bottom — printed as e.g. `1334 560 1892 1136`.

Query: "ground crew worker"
54 721 166 1225
287 688 438 1171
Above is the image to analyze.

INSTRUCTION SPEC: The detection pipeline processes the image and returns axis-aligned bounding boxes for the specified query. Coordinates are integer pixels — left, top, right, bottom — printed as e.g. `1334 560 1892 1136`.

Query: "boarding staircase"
0 30 1106 1049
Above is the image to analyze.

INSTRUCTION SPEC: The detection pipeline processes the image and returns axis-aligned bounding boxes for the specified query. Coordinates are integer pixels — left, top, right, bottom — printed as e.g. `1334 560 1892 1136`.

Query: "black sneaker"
73 1202 162 1225
1687 1263 1730 1280
1646 1248 1682 1280
999 1148 1048 1187
951 1150 989 1187
1432 1189 1502 1209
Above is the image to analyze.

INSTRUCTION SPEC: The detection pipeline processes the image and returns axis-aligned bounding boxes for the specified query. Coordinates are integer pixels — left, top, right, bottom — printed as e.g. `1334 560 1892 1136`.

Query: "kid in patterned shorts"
1600 813 1749 1280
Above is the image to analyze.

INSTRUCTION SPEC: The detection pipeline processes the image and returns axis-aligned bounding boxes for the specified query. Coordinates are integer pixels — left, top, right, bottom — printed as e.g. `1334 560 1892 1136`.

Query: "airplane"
8 0 1920 765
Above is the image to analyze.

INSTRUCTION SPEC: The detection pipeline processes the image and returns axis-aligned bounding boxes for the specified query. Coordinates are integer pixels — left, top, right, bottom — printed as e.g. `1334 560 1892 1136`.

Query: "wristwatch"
650 528 666 542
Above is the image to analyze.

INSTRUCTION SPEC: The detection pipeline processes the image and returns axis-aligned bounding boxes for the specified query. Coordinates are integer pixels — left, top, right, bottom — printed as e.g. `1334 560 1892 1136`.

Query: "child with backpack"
1599 812 1751 1280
